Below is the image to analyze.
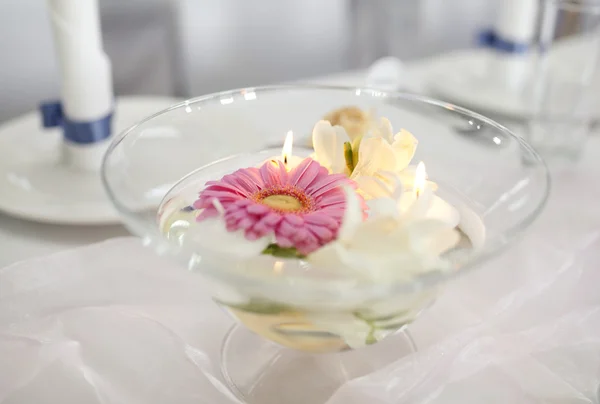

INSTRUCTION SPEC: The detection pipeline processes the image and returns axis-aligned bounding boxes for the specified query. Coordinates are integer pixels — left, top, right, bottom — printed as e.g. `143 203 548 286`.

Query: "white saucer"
423 49 535 119
0 96 180 225
423 40 599 120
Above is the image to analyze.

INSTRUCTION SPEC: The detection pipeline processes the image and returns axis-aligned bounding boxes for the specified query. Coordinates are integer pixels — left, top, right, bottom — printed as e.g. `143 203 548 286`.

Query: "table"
2 58 599 404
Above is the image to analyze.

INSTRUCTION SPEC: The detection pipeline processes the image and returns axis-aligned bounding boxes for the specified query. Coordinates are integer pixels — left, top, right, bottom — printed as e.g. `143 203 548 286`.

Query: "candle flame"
282 131 293 165
414 161 427 198
273 261 284 274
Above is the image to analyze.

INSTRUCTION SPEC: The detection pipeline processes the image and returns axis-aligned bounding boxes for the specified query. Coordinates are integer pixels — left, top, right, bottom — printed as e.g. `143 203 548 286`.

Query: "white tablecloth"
1 144 599 403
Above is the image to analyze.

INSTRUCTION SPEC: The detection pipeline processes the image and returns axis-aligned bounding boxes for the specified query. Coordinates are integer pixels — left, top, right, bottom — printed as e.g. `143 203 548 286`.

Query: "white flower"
323 106 372 142
311 117 418 184
308 181 460 281
311 120 349 174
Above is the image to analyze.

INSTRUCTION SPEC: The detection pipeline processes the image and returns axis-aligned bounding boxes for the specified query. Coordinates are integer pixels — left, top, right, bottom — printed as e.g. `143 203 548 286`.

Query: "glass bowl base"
220 324 417 404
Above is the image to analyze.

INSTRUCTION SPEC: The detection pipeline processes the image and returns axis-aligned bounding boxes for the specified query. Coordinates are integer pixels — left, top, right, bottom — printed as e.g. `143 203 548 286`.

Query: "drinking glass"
523 0 600 161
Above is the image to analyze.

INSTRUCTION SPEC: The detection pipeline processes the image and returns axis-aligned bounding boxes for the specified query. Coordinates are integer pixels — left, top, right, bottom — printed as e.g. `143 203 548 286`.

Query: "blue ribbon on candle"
478 29 530 54
40 101 113 144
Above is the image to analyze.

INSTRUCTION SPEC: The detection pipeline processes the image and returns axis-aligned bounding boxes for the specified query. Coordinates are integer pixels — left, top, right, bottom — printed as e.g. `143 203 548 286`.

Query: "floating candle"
399 162 461 228
267 131 304 170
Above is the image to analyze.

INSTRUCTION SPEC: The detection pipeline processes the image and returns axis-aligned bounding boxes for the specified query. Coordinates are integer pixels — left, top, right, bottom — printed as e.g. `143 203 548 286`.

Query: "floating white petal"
312 120 348 174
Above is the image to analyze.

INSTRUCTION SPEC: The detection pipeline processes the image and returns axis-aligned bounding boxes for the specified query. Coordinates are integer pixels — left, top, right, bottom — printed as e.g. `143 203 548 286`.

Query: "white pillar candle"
398 192 461 229
490 0 540 92
428 195 461 228
398 162 460 229
495 0 539 44
47 0 114 171
456 202 486 251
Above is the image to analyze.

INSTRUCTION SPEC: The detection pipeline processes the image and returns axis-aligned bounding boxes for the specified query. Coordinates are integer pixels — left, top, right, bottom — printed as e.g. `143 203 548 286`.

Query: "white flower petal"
374 170 405 200
392 129 418 171
367 197 400 219
323 106 370 142
312 120 348 174
373 117 395 143
338 185 364 241
184 217 271 259
307 312 374 349
307 243 340 269
349 219 397 250
352 135 397 177
353 175 393 199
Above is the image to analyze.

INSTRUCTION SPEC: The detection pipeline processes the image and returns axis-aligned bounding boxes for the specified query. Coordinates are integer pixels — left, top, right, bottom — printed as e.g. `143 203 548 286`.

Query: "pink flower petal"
259 162 282 187
226 217 239 228
203 182 250 196
237 217 255 230
306 172 345 192
230 168 263 193
309 176 350 198
245 230 261 240
200 190 245 202
246 204 270 215
276 235 294 248
252 222 271 236
304 212 339 230
318 207 345 220
277 162 290 184
261 212 282 226
289 159 320 189
283 214 303 227
224 209 248 222
316 193 346 207
226 222 239 232
291 228 310 243
307 224 334 242
277 220 296 237
295 231 320 255
196 208 219 221
221 174 256 194
232 199 252 208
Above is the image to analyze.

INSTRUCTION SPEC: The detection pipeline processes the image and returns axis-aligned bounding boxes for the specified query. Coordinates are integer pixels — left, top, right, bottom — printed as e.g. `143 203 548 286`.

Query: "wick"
284 155 288 165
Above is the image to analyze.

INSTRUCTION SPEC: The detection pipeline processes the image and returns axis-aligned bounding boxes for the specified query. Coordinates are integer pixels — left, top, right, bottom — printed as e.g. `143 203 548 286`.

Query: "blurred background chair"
0 0 496 123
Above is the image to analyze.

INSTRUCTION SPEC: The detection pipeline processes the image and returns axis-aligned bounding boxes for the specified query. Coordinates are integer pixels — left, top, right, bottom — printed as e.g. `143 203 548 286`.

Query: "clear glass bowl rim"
102 84 551 295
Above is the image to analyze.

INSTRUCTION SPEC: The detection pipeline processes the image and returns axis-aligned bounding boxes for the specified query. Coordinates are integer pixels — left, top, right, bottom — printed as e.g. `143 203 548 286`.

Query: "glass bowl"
102 85 549 403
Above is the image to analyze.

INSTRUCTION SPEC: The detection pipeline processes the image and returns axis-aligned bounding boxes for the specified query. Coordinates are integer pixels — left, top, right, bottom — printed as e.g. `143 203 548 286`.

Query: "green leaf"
344 141 355 174
262 243 305 258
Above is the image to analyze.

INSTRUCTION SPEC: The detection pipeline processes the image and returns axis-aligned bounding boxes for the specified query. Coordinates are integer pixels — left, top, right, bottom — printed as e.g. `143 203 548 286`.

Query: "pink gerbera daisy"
193 158 363 255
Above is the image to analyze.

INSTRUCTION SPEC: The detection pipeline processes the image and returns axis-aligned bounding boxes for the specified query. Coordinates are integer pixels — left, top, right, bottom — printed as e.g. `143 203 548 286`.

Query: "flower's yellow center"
253 186 314 214
262 194 303 211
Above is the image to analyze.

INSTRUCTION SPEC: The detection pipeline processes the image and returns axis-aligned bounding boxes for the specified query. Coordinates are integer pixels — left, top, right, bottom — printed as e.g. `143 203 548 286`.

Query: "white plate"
423 40 599 120
0 96 180 225
423 49 537 119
